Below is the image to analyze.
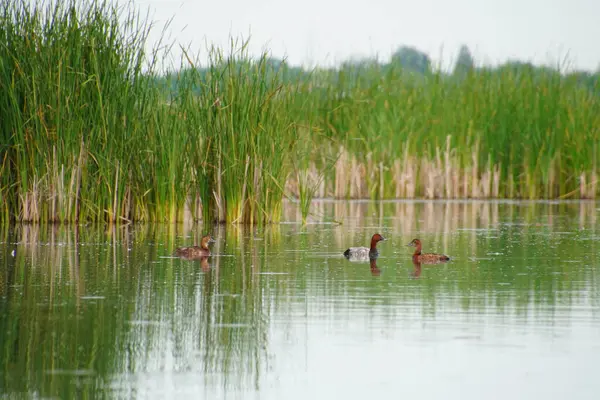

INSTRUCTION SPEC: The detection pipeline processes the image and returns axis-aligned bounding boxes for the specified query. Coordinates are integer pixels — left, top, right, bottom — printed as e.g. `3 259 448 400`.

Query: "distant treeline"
153 45 600 99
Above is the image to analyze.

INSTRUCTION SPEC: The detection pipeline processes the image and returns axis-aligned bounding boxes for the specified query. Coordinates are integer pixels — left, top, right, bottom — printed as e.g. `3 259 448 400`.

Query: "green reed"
291 62 600 200
1 0 599 226
0 0 297 224
175 41 297 224
0 0 156 223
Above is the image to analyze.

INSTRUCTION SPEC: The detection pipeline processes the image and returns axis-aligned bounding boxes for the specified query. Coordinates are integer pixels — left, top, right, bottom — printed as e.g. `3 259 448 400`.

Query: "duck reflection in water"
176 254 211 272
199 256 210 272
370 257 381 276
411 260 422 279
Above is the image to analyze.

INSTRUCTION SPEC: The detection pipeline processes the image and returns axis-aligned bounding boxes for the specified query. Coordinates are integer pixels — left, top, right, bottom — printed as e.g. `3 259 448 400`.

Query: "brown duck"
175 235 216 259
407 238 450 263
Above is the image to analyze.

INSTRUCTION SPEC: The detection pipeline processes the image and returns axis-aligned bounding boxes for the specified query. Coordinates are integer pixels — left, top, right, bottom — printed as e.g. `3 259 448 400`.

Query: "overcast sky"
133 0 599 72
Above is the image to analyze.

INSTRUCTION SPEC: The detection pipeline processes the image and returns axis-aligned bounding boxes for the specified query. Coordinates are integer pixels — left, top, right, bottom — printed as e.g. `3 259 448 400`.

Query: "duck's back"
175 246 209 258
417 253 450 263
344 246 377 261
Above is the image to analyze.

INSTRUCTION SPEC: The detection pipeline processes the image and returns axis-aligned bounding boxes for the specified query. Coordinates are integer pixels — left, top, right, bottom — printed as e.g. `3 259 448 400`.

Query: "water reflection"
176 254 211 271
291 199 599 257
0 200 599 399
411 261 422 279
369 258 381 276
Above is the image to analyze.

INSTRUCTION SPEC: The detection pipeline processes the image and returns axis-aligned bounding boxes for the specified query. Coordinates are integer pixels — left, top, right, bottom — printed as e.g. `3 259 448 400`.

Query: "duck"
343 233 386 261
175 234 216 259
407 238 450 263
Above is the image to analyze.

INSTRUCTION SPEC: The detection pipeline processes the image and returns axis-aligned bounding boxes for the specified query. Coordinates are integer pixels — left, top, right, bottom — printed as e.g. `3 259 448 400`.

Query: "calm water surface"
1 201 599 399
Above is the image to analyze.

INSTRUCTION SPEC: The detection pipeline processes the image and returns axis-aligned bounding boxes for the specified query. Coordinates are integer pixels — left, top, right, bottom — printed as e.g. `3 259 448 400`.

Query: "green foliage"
390 46 432 74
0 0 156 222
177 41 297 224
1 0 599 225
0 1 297 224
453 44 474 77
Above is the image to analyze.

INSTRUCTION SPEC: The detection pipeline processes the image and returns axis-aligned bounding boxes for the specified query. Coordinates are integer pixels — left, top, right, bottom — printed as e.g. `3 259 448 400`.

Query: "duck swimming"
343 233 386 261
175 234 216 259
407 238 450 263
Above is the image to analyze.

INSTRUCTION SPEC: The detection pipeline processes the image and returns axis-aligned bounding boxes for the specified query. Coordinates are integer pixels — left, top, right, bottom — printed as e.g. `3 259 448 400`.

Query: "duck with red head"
343 233 386 262
175 234 216 260
407 238 450 264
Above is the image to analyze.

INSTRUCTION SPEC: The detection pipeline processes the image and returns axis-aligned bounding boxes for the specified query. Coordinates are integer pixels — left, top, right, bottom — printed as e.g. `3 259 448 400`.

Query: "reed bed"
1 0 599 225
286 63 600 201
0 0 297 224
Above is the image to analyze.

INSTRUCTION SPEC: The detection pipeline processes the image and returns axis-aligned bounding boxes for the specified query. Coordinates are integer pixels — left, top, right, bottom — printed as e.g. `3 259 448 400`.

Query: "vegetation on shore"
1 0 599 224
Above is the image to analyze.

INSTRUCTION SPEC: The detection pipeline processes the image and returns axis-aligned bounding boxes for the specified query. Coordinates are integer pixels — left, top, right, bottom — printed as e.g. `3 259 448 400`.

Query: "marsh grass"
175 40 297 224
286 62 600 200
1 0 599 225
288 128 337 224
0 1 297 224
0 0 156 223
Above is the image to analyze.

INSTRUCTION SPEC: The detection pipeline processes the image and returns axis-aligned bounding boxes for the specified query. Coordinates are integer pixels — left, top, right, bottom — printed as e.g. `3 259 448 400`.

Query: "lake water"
1 200 599 399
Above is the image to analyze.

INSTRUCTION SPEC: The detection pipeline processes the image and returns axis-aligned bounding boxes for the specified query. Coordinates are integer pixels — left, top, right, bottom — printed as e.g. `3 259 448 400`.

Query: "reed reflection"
322 200 598 262
0 201 598 399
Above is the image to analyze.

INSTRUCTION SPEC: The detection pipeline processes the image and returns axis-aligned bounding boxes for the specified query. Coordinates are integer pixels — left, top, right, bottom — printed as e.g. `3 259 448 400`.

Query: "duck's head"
201 235 217 248
407 238 421 247
371 233 386 243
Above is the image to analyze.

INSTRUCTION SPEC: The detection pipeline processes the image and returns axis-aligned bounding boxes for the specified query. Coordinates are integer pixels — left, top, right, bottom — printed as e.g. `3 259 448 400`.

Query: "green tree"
453 45 474 76
390 46 431 74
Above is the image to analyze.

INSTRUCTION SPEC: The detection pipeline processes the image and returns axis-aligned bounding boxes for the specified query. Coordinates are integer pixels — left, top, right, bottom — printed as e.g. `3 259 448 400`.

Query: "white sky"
133 0 599 72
